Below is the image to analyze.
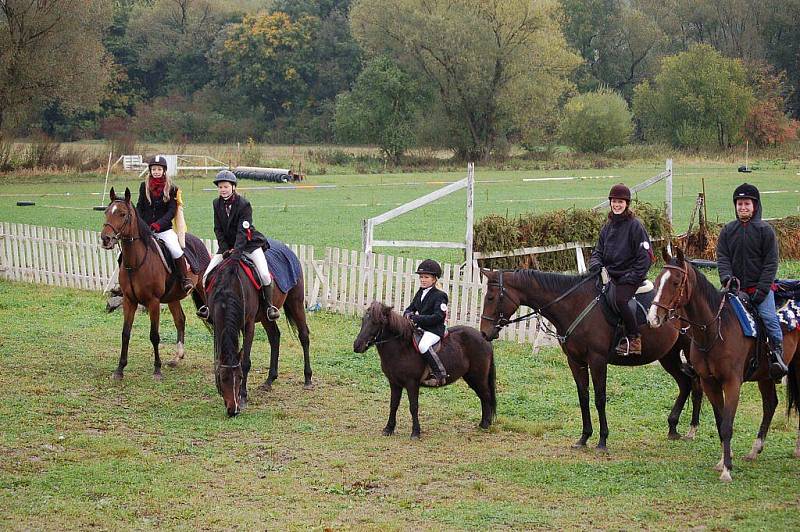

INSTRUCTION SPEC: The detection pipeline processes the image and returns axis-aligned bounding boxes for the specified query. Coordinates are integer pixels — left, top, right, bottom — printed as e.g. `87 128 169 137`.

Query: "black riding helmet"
148 155 168 171
732 182 760 205
608 183 632 202
416 259 442 278
213 170 238 186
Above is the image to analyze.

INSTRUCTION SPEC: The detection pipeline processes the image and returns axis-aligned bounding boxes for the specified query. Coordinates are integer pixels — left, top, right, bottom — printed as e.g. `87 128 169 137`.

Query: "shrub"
561 88 633 153
744 100 799 147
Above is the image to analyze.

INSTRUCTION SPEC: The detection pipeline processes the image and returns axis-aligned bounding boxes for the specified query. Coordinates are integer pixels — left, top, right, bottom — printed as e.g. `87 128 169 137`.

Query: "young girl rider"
403 259 449 386
588 183 653 356
136 155 193 293
197 170 279 321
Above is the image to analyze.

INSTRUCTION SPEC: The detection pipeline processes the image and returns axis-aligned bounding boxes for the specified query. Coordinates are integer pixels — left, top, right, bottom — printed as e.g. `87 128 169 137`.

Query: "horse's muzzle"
227 406 240 417
353 339 368 353
100 235 116 250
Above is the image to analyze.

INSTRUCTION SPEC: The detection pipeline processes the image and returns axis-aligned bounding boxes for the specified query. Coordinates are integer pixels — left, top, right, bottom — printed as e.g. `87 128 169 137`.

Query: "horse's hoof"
303 382 315 391
112 372 123 381
793 449 800 459
743 453 757 462
153 372 163 382
165 359 179 368
382 427 394 436
259 381 273 392
239 397 248 411
571 441 587 449
667 432 681 441
683 426 698 441
479 421 491 430
719 469 732 482
410 433 420 440
596 444 609 453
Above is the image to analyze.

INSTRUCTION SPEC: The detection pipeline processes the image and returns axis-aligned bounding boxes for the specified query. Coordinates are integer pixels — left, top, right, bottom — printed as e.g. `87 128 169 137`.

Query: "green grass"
1 162 799 265
1 279 799 529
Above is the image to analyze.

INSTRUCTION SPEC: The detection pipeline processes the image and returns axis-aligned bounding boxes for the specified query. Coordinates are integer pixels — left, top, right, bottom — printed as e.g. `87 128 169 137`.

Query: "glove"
720 276 730 288
150 222 161 232
750 289 767 306
408 314 420 324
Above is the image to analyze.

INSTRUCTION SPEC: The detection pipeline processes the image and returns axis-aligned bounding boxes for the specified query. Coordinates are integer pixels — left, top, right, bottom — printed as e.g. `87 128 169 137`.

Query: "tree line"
1 0 798 162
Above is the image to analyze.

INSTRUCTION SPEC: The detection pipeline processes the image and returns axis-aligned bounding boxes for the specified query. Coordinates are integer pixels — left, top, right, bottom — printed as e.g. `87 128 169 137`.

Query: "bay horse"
647 248 800 481
479 268 703 450
206 253 312 417
353 301 496 439
99 187 209 380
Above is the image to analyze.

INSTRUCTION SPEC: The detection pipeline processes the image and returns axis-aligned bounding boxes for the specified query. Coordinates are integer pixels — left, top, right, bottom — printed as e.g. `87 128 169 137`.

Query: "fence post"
666 158 673 224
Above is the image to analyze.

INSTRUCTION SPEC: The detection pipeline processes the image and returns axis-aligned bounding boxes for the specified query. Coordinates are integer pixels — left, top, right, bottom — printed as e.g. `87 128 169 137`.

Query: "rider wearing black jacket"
716 182 787 378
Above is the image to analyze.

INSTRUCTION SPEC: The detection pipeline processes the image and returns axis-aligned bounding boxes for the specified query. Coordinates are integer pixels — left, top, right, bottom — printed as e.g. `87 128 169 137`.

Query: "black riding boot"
421 349 447 387
175 255 194 293
769 341 789 380
261 283 280 321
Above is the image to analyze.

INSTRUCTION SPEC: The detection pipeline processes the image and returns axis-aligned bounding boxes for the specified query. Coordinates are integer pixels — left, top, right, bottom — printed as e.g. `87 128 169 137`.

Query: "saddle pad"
728 293 757 338
776 279 800 300
265 238 302 294
778 299 800 331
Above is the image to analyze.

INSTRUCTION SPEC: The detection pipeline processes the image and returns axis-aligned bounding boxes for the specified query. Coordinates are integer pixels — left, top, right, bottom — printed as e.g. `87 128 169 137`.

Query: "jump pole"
94 152 117 211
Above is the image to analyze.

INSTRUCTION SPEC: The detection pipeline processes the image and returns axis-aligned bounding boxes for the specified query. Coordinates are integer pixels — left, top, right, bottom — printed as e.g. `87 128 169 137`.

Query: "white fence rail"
0 223 551 345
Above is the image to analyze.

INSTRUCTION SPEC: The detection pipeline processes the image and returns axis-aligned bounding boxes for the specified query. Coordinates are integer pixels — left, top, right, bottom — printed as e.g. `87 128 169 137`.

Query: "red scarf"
149 177 166 199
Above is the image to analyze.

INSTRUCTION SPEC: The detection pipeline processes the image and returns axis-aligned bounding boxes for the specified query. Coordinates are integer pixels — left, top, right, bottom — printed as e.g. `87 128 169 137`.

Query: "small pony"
353 301 496 439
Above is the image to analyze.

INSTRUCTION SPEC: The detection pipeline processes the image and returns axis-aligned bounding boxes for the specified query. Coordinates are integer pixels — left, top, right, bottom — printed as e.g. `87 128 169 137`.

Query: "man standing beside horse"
716 182 789 379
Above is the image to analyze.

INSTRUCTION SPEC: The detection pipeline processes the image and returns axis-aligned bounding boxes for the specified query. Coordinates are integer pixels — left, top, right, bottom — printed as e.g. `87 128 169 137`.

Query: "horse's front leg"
745 379 778 461
239 321 256 411
383 383 403 436
147 300 162 381
165 300 186 367
567 356 592 448
114 297 137 380
407 381 421 440
589 358 610 451
259 319 280 392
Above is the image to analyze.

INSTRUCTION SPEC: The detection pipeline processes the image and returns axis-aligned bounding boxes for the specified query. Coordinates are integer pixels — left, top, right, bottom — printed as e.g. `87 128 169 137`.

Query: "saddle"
411 329 449 354
599 277 654 330
205 255 265 293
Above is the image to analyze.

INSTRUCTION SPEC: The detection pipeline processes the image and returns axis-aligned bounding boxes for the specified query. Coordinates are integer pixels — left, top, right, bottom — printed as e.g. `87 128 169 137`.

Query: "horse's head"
648 247 694 328
210 283 245 417
100 187 136 249
353 301 392 353
479 269 521 341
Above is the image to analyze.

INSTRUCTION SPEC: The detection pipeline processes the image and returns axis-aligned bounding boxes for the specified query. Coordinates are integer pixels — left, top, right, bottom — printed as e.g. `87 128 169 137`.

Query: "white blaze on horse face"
647 270 671 326
110 204 118 215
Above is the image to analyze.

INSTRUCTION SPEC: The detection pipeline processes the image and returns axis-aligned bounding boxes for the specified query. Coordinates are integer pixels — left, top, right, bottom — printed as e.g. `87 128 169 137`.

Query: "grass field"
1 161 799 266
1 279 799 529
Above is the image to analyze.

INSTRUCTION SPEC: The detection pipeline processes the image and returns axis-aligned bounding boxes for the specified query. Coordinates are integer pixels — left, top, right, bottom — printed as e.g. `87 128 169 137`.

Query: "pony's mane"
682 259 724 309
511 269 595 295
368 301 414 341
211 263 244 365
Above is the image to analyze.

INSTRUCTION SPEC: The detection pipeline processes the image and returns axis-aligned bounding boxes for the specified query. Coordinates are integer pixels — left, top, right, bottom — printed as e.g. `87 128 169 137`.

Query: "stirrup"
196 305 209 320
615 337 630 356
266 305 280 321
422 374 447 387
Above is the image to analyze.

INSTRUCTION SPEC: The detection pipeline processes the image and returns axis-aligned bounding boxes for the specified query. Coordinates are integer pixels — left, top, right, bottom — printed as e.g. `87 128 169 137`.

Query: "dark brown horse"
479 269 703 450
99 187 209 380
647 248 800 481
353 301 496 439
206 252 313 417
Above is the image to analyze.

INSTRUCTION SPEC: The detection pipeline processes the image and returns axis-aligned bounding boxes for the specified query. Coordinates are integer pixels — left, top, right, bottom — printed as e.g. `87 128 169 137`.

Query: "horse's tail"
280 276 304 336
488 348 497 420
787 357 799 418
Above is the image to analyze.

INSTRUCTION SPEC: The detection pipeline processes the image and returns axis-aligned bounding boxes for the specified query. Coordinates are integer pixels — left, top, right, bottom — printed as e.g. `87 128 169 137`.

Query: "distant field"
1 280 799 529
1 162 799 266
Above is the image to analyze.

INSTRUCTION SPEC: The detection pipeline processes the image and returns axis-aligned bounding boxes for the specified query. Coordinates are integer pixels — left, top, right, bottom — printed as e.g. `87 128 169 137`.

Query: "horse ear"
124 187 131 203
676 247 685 265
109 187 116 202
382 304 393 317
661 246 672 263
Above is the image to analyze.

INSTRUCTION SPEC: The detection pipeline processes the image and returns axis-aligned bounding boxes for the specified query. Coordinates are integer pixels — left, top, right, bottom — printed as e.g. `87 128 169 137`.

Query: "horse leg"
745 379 778 461
383 383 402 436
567 356 592 448
718 379 743 482
658 351 694 440
239 321 255 411
686 376 704 441
463 372 493 429
146 301 163 381
588 359 610 451
407 381 421 440
702 377 726 472
166 301 186 367
296 310 313 390
114 297 137 380
258 319 280 392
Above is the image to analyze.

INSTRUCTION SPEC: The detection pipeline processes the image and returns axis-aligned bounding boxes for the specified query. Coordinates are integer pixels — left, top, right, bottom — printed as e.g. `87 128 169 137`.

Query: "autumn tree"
561 88 633 152
0 0 113 131
351 0 580 161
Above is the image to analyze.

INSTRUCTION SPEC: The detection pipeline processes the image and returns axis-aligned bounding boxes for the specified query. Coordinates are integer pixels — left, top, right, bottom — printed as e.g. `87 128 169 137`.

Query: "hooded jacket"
716 184 778 304
588 211 652 286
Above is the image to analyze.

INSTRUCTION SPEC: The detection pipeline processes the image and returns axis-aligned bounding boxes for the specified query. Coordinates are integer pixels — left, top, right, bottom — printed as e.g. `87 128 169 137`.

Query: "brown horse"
479 269 703 450
353 301 496 439
647 248 800 481
206 250 313 417
99 187 209 380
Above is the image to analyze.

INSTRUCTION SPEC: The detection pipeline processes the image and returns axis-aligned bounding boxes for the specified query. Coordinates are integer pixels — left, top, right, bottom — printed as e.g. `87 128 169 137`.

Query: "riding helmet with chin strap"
213 170 238 186
416 259 442 278
732 182 760 205
148 155 168 171
608 183 632 202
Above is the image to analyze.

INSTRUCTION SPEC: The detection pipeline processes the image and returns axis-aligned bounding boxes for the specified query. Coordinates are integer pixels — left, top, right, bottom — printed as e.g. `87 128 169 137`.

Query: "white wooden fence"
0 222 551 345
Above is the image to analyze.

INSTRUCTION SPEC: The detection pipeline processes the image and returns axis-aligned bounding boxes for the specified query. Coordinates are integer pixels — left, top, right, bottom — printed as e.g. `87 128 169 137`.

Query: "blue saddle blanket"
777 299 800 331
729 294 757 338
265 238 302 294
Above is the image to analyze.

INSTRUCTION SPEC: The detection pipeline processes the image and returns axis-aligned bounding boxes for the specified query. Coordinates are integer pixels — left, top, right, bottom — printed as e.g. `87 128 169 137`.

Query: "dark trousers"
614 282 639 338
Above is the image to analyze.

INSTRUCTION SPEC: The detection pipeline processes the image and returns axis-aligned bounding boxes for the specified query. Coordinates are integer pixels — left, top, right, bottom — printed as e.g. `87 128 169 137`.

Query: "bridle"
481 269 604 343
652 262 733 352
363 319 404 349
211 259 248 410
103 200 147 272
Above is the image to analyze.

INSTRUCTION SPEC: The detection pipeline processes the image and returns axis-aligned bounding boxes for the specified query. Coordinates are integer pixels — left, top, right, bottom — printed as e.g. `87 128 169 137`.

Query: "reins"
104 200 148 273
